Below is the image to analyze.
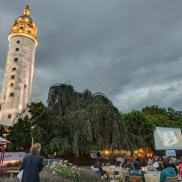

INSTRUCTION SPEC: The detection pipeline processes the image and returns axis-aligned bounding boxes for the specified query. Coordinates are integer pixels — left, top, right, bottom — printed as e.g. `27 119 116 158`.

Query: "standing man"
20 143 44 182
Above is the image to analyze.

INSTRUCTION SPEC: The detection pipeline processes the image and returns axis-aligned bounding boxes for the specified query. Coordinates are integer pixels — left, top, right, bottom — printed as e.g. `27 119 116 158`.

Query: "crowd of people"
94 156 182 182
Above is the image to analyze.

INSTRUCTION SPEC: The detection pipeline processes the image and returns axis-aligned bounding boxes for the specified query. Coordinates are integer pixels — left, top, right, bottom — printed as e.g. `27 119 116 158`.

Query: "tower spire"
9 5 37 43
24 5 30 15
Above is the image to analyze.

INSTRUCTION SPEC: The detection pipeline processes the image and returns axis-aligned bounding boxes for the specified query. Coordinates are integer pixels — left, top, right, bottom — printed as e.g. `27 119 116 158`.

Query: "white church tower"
0 6 38 126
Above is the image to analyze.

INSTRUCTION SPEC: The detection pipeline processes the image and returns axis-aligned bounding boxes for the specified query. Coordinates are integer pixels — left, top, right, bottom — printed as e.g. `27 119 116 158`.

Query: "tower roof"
9 6 38 40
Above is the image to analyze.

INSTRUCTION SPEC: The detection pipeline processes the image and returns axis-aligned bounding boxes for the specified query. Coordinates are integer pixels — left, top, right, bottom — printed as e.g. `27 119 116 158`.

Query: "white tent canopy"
0 137 10 145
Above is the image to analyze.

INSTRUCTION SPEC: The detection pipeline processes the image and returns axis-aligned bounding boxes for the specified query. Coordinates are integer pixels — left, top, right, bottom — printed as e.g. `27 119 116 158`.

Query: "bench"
6 170 20 180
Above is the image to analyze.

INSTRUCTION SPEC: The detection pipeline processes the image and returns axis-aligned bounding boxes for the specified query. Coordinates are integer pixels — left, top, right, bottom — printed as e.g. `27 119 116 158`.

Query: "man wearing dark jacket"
93 159 106 176
20 143 44 182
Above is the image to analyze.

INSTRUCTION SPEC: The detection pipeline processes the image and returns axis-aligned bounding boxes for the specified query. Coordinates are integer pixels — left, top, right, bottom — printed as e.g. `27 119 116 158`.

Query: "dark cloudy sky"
0 0 182 112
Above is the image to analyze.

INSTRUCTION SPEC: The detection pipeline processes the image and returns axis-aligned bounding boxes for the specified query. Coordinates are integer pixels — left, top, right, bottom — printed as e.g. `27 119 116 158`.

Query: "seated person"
122 158 128 168
129 162 145 182
153 159 159 168
160 159 176 182
156 161 164 171
136 158 141 169
115 157 122 167
169 157 178 175
115 160 121 167
141 158 148 167
125 157 135 170
93 159 106 176
178 157 182 176
147 159 155 171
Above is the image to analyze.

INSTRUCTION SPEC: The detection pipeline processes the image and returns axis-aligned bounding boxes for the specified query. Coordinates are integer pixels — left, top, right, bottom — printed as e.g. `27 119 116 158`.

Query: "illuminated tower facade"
0 6 38 126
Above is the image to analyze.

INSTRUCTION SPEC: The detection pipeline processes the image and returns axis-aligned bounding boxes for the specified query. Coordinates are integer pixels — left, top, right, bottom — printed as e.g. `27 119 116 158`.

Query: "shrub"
4 161 21 167
49 160 101 182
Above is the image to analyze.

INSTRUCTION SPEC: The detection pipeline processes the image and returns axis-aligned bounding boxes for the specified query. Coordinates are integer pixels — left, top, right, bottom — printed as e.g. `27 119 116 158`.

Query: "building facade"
0 6 38 126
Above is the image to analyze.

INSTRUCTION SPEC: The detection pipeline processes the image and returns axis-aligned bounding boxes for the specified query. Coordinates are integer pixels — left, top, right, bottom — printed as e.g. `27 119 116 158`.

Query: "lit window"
17 40 20 43
9 93 14 97
12 67 16 71
10 83 13 87
11 75 15 79
14 58 18 62
8 114 11 119
15 48 19 51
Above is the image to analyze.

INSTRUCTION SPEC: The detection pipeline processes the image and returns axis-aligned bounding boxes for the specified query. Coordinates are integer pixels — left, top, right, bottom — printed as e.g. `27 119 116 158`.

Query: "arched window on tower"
24 84 27 88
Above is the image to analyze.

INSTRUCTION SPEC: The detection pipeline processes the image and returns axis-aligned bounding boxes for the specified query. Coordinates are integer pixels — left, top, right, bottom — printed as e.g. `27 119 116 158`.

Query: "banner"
0 152 26 161
165 150 176 157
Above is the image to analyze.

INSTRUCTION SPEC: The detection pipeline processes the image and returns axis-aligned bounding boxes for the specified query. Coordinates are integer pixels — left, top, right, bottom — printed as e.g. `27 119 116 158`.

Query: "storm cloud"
0 0 182 112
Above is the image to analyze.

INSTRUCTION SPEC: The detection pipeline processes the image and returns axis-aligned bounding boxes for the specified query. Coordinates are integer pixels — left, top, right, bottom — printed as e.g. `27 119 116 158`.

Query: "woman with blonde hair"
20 143 44 182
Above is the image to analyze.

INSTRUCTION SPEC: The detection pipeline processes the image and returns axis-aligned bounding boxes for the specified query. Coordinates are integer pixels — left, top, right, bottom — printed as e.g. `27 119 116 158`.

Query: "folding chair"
130 176 142 182
93 168 106 180
157 171 161 175
122 168 128 172
110 166 116 171
122 171 130 182
114 171 122 181
108 166 122 181
167 176 178 182
106 171 114 181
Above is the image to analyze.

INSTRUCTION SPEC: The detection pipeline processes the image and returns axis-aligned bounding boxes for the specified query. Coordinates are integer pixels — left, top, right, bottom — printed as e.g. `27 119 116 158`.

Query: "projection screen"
154 127 182 150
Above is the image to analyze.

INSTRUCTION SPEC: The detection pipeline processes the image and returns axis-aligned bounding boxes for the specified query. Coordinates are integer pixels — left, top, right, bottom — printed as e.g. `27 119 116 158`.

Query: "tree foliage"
28 102 63 156
6 85 182 156
6 116 31 151
48 83 145 156
122 105 182 148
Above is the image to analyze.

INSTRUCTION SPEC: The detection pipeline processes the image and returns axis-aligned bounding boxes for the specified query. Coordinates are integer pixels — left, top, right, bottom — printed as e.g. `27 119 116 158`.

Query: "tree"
28 102 64 156
48 83 145 156
122 105 182 148
122 110 155 148
6 116 31 151
5 83 146 156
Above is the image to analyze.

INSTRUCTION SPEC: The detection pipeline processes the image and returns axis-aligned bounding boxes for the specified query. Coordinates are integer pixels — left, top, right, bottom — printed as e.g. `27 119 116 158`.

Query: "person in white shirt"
153 159 159 168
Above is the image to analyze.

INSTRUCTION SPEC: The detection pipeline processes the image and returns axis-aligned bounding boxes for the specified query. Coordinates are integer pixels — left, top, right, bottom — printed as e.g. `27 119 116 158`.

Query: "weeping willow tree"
48 83 145 156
